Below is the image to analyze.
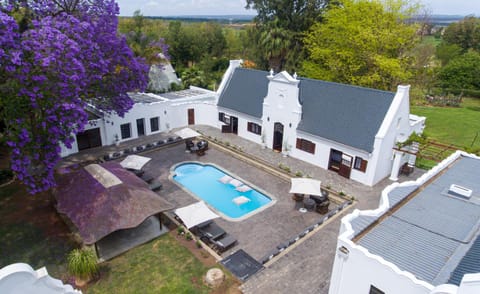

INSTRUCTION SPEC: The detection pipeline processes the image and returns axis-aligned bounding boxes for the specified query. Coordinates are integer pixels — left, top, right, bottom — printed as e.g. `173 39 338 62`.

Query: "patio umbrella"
120 155 151 170
174 127 201 139
175 201 219 229
289 178 322 196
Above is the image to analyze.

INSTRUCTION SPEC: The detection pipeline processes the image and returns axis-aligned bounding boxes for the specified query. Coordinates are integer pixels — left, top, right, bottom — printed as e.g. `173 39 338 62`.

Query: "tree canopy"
301 0 419 91
245 0 333 71
433 16 480 93
123 10 169 65
442 16 480 53
0 0 148 193
437 51 480 91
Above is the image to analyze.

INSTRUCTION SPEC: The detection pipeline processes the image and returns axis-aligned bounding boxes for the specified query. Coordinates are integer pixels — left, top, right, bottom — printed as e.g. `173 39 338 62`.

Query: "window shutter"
360 159 368 172
309 142 316 154
218 112 224 122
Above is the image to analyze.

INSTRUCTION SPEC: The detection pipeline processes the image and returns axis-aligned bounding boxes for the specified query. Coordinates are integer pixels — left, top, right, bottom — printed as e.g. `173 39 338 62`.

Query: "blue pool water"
173 163 272 219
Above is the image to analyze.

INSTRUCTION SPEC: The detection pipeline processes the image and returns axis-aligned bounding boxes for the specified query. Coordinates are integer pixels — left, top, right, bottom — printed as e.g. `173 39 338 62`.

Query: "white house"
60 87 217 157
61 60 425 187
215 61 425 186
329 151 480 294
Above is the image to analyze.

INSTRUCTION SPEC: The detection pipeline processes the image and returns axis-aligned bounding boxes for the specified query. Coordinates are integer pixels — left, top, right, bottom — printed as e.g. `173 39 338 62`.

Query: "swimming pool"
172 162 273 220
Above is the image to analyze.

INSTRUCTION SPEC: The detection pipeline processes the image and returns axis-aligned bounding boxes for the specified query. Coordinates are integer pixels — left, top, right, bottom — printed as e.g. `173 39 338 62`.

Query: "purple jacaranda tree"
0 1 149 193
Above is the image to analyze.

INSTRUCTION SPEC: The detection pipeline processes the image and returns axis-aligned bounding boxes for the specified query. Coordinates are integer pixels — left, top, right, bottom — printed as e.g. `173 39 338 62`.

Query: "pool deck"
60 125 424 294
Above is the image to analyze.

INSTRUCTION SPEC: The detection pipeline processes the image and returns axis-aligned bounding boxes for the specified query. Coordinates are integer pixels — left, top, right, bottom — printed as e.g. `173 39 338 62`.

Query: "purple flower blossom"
0 1 148 193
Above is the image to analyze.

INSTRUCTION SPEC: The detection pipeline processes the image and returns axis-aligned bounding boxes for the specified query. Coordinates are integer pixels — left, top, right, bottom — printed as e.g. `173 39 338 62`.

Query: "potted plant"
282 140 290 157
261 131 267 149
67 247 99 287
114 134 120 146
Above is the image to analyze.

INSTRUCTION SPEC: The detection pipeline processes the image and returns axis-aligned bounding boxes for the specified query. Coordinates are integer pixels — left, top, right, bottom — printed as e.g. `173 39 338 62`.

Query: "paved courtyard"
61 125 424 294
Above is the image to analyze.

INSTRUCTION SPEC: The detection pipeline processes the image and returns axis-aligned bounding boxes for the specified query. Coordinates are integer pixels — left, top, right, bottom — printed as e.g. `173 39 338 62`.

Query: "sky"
116 0 479 17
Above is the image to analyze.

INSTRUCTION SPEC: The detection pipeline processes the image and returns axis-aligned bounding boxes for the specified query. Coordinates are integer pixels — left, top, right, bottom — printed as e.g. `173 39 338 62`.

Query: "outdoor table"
303 198 315 211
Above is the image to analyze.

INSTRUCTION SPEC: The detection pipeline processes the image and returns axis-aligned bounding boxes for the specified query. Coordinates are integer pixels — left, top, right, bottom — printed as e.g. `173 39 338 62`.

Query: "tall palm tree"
259 18 292 72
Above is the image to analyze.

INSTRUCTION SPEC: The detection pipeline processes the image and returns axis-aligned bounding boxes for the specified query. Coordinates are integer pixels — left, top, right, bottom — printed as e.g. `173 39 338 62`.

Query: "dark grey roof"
350 185 418 238
217 68 394 152
357 156 480 285
217 68 269 118
297 79 395 152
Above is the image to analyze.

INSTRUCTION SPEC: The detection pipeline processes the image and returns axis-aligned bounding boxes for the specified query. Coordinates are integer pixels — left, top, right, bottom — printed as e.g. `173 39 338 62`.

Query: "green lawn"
87 234 213 294
421 35 441 47
411 97 480 150
0 183 76 278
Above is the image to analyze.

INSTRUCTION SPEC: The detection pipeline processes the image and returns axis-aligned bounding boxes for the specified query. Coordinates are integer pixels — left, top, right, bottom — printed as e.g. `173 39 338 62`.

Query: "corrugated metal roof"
358 216 459 283
297 78 395 152
357 156 480 285
160 89 210 100
351 215 377 236
387 185 418 207
128 92 162 104
449 235 480 285
217 68 268 118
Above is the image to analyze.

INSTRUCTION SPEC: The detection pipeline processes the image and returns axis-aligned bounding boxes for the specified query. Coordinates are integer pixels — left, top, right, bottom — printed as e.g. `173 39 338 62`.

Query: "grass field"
87 234 215 294
421 35 441 47
411 97 480 150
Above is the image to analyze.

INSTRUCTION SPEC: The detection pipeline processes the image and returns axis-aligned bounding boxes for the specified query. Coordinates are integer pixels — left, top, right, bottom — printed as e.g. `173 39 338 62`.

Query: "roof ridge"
299 77 395 95
235 67 269 75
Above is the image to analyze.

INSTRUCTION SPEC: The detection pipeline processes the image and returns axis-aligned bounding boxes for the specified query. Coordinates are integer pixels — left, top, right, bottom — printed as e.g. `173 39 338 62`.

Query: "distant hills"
139 14 468 26
145 14 255 24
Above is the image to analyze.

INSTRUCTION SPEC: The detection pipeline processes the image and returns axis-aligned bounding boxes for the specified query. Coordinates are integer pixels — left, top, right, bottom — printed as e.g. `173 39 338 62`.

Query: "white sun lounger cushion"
218 175 233 184
229 179 243 187
233 196 251 205
236 185 252 192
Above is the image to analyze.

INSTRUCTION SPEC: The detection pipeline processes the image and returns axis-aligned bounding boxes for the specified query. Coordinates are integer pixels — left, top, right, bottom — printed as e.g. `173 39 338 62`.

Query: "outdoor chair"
292 193 305 201
213 234 237 252
185 139 195 151
310 194 328 204
197 140 208 150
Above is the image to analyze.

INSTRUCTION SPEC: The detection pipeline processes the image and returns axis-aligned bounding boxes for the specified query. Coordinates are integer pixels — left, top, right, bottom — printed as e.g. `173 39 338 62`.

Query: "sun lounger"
229 179 243 188
235 185 251 192
199 221 226 241
213 234 237 252
140 173 154 183
149 181 163 191
195 220 213 229
127 168 144 177
218 175 233 184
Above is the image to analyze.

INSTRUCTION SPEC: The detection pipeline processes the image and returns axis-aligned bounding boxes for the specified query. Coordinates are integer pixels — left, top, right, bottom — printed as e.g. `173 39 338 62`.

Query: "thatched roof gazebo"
54 162 173 260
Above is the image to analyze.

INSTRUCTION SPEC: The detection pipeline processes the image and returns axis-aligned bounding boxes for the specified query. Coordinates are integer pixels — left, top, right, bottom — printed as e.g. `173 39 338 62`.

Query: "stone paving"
60 125 425 294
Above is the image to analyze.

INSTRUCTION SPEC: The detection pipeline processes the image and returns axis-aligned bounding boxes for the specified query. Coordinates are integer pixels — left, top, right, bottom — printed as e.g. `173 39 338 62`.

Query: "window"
247 122 262 135
120 123 131 139
296 138 315 154
150 117 159 132
369 285 385 294
354 156 368 172
218 112 225 122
